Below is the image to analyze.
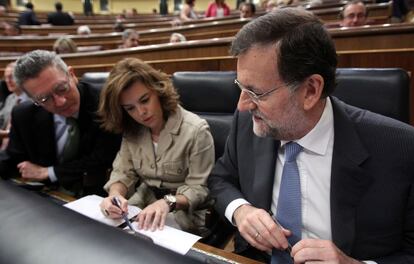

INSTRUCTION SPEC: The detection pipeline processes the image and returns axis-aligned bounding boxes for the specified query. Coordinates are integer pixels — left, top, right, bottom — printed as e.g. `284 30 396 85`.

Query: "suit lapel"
251 135 278 210
330 98 372 254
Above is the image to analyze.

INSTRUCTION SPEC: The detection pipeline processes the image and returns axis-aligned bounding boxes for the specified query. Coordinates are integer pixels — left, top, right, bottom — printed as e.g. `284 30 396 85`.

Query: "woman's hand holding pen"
136 199 170 231
233 204 291 253
100 195 128 219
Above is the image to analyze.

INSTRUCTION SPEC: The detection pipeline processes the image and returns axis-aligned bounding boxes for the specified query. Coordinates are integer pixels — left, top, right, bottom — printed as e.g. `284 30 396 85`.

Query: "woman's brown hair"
98 58 179 135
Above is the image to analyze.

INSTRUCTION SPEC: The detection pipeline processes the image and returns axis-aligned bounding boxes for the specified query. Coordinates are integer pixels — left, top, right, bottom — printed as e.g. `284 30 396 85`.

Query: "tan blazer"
104 106 214 233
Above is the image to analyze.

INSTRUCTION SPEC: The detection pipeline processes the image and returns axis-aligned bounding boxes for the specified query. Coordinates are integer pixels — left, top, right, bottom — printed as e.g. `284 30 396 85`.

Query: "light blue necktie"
271 142 303 264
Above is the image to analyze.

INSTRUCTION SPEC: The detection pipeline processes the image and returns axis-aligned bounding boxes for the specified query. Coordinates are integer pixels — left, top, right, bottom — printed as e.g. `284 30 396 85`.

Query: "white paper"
64 195 201 255
63 195 140 226
128 222 201 255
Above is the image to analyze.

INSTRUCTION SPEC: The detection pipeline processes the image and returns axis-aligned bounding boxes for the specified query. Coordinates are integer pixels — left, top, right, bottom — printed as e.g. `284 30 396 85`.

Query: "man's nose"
237 91 256 112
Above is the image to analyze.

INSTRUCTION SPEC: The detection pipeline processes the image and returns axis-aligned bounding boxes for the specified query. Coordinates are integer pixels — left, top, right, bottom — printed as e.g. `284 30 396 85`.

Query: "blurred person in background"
180 0 198 21
239 2 256 18
3 22 21 36
18 2 40 26
53 36 78 54
113 22 125 32
0 62 28 149
120 29 139 48
169 32 186 43
205 0 230 18
47 2 74 26
339 0 367 27
77 25 92 35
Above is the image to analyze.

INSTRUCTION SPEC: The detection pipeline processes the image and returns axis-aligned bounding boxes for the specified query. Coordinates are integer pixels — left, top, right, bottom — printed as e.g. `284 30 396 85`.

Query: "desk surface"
8 178 262 264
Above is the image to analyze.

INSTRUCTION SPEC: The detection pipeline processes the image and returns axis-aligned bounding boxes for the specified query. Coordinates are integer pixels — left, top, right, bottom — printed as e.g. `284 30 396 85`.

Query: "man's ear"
68 66 78 84
303 74 324 111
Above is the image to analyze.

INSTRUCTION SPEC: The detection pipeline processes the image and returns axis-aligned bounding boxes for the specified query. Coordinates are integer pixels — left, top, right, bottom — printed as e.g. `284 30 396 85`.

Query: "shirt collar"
281 97 334 156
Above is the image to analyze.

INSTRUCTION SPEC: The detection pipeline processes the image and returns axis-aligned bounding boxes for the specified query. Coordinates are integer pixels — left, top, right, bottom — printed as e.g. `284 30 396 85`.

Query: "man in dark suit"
18 2 40 26
47 2 74 26
0 50 121 197
208 8 414 263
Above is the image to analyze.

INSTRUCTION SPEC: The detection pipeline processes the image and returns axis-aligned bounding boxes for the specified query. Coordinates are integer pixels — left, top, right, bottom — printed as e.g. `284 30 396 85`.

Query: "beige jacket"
104 106 214 233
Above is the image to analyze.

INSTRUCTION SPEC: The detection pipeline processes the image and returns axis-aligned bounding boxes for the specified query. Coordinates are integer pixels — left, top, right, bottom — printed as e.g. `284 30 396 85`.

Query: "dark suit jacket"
1 82 121 196
47 11 74 26
18 10 40 25
208 97 414 263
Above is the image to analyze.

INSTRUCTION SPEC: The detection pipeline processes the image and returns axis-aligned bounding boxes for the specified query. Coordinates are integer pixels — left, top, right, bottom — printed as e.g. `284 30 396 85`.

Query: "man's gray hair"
122 29 139 41
13 50 68 89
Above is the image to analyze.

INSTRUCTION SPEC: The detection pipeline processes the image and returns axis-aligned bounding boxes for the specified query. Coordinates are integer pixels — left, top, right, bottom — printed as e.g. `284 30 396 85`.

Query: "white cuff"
224 198 250 226
48 166 57 182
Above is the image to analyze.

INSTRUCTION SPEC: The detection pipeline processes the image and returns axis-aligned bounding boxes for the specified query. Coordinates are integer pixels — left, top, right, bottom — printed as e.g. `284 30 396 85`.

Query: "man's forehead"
345 3 365 13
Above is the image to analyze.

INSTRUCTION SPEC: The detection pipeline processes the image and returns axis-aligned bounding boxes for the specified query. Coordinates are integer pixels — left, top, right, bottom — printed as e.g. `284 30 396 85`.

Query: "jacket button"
150 164 155 169
177 168 182 174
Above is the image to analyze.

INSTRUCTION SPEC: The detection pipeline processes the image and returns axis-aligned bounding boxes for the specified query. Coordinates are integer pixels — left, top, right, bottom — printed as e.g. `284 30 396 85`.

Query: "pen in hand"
111 196 136 233
268 210 293 255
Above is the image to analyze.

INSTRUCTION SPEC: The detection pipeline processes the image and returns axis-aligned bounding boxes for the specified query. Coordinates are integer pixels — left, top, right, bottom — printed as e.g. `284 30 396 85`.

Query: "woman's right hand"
99 195 129 219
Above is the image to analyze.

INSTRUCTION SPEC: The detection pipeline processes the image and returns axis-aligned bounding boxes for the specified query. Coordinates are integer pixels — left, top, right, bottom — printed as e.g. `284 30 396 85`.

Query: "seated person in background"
0 62 28 146
18 2 40 26
3 22 21 36
120 29 139 48
47 2 74 26
98 58 214 235
77 25 91 35
205 0 230 18
340 0 367 27
53 36 78 54
208 8 414 263
113 22 125 32
169 32 186 43
0 50 121 197
265 0 278 12
180 0 198 21
239 2 256 18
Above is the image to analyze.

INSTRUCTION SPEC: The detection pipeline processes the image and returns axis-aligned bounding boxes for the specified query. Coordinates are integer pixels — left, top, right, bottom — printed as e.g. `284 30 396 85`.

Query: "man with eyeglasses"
340 0 367 27
208 8 414 263
0 50 121 197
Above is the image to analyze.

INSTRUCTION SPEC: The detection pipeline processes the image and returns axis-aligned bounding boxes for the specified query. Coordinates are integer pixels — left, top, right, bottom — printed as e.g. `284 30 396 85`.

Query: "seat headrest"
334 68 409 123
172 71 240 114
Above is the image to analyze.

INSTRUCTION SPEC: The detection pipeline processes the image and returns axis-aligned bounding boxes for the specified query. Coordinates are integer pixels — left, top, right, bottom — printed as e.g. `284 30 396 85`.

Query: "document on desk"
63 195 201 255
63 195 141 227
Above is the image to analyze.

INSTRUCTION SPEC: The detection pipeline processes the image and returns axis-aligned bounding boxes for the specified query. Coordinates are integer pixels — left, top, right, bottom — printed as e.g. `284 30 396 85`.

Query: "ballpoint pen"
111 196 154 243
111 196 136 234
268 210 293 255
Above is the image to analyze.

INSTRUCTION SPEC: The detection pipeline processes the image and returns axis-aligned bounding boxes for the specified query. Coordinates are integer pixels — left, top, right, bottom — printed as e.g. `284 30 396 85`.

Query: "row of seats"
83 68 410 161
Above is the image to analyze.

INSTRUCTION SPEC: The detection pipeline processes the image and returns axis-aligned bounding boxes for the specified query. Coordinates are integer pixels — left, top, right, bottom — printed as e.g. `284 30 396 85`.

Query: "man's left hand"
17 161 48 181
292 239 363 263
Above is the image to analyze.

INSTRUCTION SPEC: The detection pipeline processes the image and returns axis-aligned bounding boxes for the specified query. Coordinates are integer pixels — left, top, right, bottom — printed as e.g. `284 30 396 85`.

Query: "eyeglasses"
32 77 71 106
234 79 285 103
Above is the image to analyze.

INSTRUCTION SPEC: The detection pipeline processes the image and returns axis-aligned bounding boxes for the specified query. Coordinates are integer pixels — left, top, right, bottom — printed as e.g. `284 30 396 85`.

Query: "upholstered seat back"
334 68 409 123
171 71 240 161
82 68 410 162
